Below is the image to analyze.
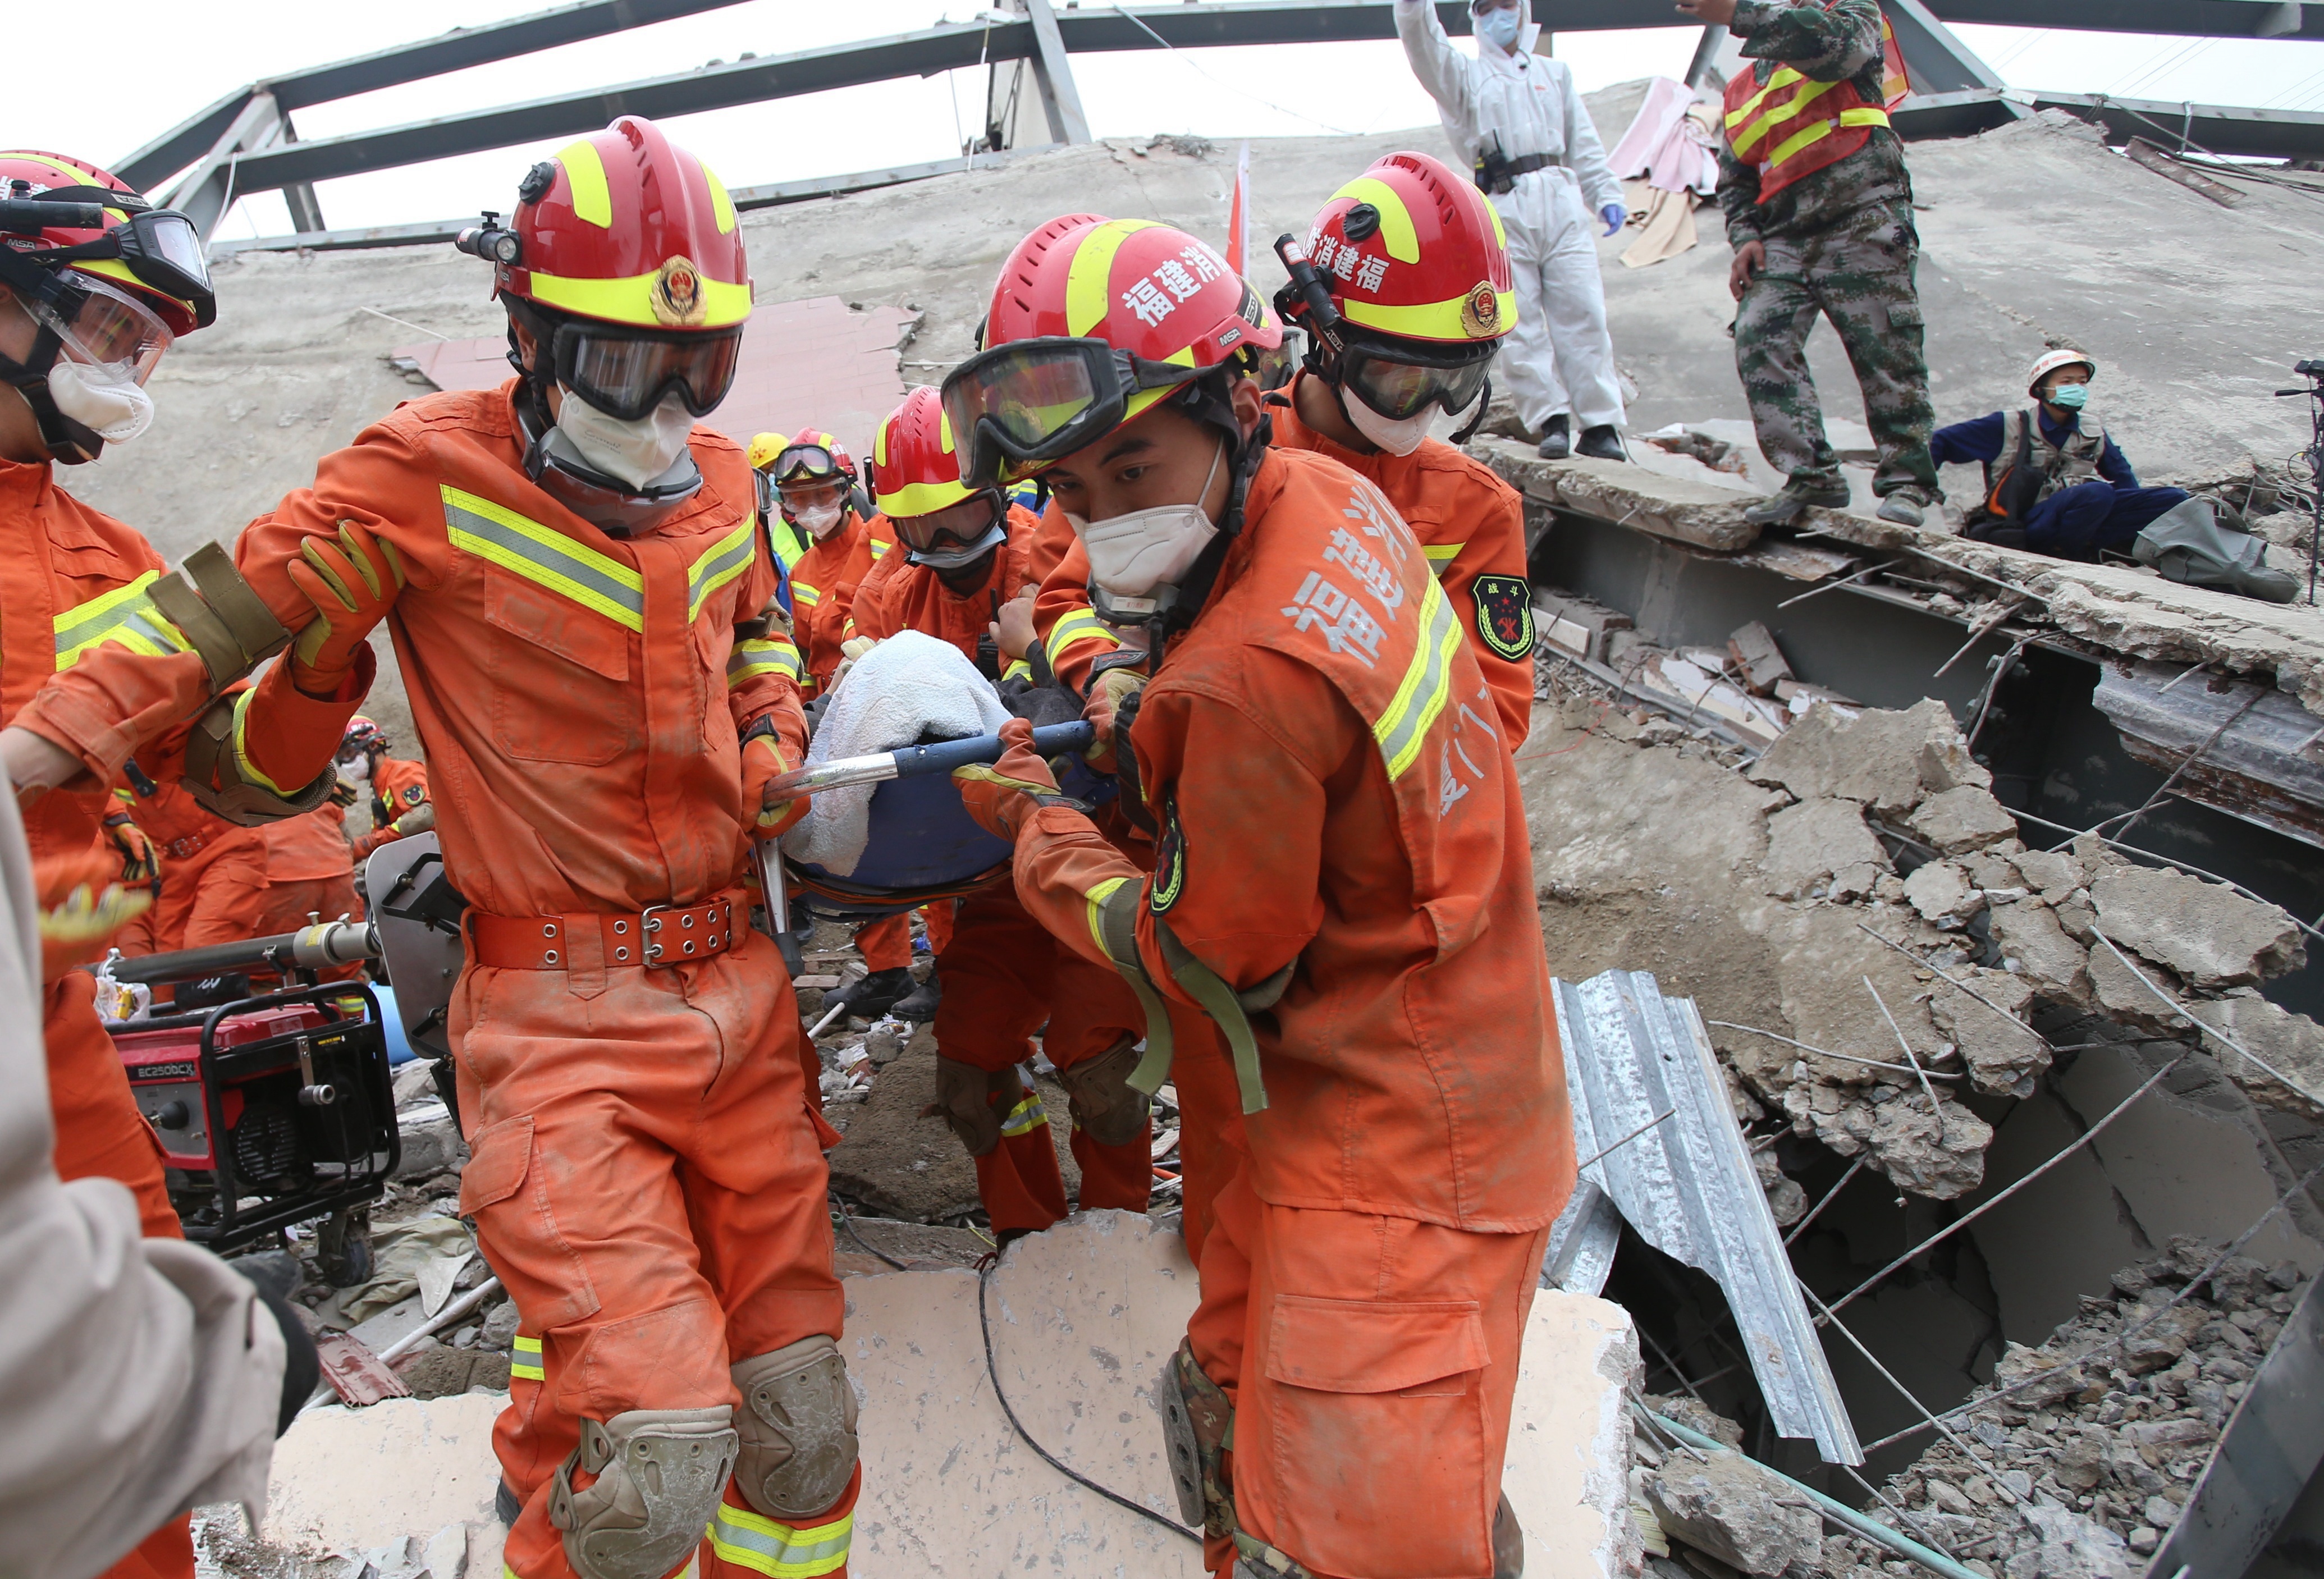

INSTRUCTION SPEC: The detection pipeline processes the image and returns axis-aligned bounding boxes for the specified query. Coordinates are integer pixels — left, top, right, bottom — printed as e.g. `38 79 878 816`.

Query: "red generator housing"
114 986 400 1252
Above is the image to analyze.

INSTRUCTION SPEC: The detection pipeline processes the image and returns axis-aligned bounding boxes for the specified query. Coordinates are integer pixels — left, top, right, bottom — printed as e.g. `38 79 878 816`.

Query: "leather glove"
102 807 160 889
1600 203 1627 237
36 849 150 982
744 731 812 839
286 520 404 693
1083 666 1146 774
953 717 1067 843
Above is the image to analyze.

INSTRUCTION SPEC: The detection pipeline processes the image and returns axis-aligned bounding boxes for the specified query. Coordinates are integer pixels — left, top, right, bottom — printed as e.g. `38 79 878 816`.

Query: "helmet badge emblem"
1460 281 1501 338
652 255 707 326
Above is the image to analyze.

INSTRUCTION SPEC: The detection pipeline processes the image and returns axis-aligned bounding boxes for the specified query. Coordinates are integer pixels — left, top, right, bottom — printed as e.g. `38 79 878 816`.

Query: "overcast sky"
7 2 2322 239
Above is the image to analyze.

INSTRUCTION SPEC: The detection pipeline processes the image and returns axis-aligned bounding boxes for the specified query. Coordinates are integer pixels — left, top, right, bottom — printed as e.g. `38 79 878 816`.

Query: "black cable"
828 1196 910 1271
975 1263 1202 1546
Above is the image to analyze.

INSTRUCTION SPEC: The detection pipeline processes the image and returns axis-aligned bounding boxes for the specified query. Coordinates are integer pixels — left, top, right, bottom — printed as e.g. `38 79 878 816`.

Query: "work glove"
286 520 404 693
831 634 877 693
1083 667 1146 774
991 585 1040 664
102 807 160 889
1600 203 1627 237
744 730 812 839
953 717 1069 843
36 848 150 982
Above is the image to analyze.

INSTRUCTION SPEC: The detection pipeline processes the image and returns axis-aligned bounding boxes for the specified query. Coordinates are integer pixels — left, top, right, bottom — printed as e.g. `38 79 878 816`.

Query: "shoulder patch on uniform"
404 785 426 805
1472 574 1535 662
1151 796 1186 914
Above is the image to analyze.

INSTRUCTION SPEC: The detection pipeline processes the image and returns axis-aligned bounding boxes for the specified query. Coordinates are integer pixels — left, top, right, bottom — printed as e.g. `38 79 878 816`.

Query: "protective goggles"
769 442 844 485
0 264 173 386
0 193 215 329
891 488 1005 556
549 318 743 422
941 336 1211 489
1338 337 1495 422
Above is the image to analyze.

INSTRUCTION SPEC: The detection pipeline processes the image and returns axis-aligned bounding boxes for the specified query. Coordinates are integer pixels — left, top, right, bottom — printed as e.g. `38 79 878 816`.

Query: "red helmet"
944 215 1285 488
0 150 213 338
464 116 751 427
1302 152 1512 347
489 116 750 336
768 428 857 487
873 387 1008 567
338 716 386 759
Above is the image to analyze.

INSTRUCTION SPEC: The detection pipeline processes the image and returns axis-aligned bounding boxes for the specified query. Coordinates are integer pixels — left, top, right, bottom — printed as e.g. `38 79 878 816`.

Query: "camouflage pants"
1734 198 1937 496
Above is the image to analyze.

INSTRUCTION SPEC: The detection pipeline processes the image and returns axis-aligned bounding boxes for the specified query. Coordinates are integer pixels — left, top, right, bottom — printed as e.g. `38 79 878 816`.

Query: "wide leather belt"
469 891 742 970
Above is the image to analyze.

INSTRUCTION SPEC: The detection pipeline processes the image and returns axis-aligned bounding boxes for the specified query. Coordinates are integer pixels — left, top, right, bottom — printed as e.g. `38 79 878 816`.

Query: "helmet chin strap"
2 369 104 465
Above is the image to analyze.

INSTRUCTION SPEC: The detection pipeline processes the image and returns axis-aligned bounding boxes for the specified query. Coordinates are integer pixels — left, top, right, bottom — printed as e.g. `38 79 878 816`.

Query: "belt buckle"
640 901 724 966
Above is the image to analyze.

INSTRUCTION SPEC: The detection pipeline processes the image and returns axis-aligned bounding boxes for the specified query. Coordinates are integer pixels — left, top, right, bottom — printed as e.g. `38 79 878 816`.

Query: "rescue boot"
1875 487 1933 527
1493 1492 1526 1576
824 965 913 1024
1535 414 1571 460
1744 478 1852 528
890 967 941 1022
1575 424 1627 462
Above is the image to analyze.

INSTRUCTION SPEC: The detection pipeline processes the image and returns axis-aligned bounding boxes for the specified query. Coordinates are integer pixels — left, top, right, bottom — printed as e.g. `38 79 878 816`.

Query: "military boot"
1744 478 1852 527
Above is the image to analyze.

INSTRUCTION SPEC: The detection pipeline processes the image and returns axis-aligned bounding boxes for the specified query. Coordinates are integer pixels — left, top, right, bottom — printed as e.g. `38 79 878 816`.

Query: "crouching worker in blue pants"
1937 347 2189 560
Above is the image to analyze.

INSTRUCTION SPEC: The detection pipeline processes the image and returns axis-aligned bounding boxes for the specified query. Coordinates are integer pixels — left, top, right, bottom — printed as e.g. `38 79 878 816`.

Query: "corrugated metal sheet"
1550 969 1863 1465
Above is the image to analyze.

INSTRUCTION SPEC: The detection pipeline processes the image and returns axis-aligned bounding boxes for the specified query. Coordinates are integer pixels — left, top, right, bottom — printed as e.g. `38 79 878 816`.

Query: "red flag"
1225 140 1251 279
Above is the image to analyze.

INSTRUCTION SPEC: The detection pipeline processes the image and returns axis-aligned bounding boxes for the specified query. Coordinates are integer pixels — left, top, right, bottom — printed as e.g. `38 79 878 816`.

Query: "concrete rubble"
1522 670 2324 1211
1820 1239 2311 1575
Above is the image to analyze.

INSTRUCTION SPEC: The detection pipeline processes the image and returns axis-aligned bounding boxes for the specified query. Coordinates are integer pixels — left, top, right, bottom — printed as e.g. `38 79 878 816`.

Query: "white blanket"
780 630 1010 877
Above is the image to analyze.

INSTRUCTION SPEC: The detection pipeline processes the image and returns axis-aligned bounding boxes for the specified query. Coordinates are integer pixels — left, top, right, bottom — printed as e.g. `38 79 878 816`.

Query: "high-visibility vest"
1722 7 1912 202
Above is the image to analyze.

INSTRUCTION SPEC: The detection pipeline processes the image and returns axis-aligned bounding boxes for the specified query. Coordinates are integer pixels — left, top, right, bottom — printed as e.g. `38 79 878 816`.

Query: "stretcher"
754 720 1096 974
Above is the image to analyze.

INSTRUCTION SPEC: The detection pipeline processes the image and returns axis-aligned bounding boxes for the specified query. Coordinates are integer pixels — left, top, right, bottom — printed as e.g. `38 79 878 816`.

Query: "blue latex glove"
1600 203 1628 237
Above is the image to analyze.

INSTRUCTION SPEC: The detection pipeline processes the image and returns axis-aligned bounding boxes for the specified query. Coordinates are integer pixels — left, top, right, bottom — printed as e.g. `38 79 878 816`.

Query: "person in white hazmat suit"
1396 0 1631 460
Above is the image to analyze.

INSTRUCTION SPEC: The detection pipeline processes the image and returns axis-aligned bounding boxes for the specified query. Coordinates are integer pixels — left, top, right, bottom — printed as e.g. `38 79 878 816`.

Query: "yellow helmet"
748 432 790 471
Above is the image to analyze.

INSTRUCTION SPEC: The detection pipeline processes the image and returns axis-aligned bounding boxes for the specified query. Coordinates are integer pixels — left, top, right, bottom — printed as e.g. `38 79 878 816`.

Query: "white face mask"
790 500 846 540
336 754 371 786
48 360 154 445
555 387 694 491
1069 441 1225 598
1343 387 1434 456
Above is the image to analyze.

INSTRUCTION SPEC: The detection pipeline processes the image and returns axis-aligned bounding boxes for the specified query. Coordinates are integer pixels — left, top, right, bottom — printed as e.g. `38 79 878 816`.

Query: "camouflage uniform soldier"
1681 0 1939 527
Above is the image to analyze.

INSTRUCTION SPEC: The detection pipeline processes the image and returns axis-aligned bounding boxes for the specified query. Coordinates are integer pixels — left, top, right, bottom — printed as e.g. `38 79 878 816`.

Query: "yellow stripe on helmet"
557 139 613 228
1330 176 1422 263
526 267 752 329
701 157 738 235
1341 289 1516 341
1064 218 1161 338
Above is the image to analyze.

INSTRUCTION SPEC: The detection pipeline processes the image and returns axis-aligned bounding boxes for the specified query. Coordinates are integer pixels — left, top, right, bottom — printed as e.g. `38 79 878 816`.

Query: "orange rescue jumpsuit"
17 382 845 1579
121 770 271 953
1014 448 1571 1578
1032 400 1540 1262
351 753 429 863
254 803 360 935
785 510 894 700
852 507 1153 1232
0 457 200 1579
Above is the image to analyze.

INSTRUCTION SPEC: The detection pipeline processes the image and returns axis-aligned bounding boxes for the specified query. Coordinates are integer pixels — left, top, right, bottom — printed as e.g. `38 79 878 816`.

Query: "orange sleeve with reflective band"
1421 469 1532 747
1030 529 1124 697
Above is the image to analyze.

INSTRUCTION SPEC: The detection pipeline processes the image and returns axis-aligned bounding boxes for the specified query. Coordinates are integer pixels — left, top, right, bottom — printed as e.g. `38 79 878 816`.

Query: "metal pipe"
106 920 377 985
1640 1409 1986 1579
763 721 1095 799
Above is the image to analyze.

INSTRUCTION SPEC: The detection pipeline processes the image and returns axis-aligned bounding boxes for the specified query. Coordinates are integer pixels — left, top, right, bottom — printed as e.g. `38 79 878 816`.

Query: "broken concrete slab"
1483 446 1762 553
1642 1449 1822 1576
1988 899 2093 1006
2185 996 2324 1116
260 1392 502 1555
1759 798 1887 901
2089 866 2305 988
1903 860 1986 930
1747 698 1991 815
1928 968 2046 1095
1907 784 2021 855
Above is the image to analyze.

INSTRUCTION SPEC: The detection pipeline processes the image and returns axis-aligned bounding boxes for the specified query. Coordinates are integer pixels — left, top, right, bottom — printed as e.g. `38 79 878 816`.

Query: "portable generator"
108 928 400 1256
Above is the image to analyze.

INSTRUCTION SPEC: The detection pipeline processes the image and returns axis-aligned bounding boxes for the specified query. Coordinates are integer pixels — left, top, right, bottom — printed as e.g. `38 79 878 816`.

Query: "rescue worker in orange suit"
1028 162 1539 1265
755 432 929 1023
943 216 1570 1579
116 749 271 953
0 148 230 1579
340 715 434 863
848 386 1151 1239
4 120 857 1579
253 802 361 937
101 791 163 955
